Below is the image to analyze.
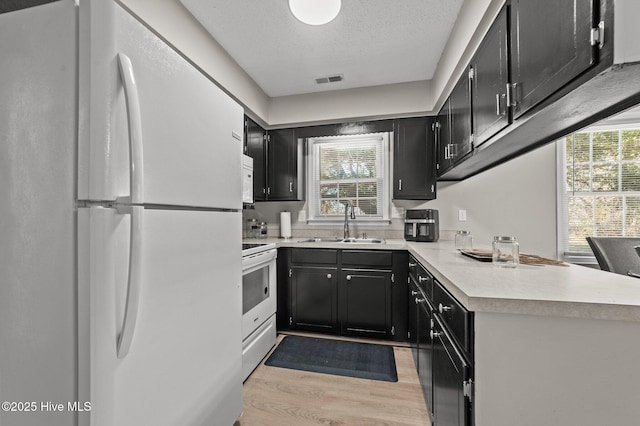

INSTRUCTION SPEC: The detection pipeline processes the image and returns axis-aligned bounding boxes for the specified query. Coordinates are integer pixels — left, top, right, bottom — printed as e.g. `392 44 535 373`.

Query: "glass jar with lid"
455 230 473 250
492 236 519 267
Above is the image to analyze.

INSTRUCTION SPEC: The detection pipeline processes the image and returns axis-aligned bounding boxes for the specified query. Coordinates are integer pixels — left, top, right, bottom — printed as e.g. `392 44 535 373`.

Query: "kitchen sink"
297 237 386 244
340 238 385 244
297 237 344 243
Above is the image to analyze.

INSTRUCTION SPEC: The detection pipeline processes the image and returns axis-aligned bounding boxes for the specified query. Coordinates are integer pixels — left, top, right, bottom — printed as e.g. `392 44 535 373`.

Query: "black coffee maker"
404 209 439 242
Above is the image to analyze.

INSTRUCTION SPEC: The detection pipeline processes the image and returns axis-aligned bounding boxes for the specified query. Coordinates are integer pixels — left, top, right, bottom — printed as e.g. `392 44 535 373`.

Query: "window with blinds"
307 133 390 222
559 126 640 256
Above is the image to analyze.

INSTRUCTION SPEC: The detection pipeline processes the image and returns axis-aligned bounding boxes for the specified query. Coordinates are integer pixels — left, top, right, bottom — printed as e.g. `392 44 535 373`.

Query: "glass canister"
246 218 258 238
257 222 268 239
455 230 473 250
492 236 519 267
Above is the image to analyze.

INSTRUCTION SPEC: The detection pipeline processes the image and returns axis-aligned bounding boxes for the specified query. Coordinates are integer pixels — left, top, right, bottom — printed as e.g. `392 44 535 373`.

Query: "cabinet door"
291 266 338 332
245 117 267 201
267 128 302 201
436 99 452 176
417 298 434 420
408 280 419 346
393 117 437 200
510 0 596 119
433 315 471 426
276 248 292 330
340 269 392 338
449 71 473 165
471 6 510 147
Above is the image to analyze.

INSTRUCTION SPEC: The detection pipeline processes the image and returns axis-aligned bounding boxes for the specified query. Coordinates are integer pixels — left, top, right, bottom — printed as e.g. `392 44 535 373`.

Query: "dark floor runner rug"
264 335 398 382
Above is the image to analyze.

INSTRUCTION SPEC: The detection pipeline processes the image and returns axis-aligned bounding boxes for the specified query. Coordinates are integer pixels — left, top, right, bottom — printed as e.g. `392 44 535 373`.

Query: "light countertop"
244 238 640 322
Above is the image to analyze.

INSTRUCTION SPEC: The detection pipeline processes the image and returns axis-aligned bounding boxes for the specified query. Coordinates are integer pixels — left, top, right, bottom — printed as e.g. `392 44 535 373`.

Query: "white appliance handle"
117 53 144 204
117 205 144 358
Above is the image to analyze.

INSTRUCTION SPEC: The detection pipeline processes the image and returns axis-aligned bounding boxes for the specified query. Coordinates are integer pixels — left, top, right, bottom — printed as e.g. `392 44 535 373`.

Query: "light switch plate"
458 209 467 221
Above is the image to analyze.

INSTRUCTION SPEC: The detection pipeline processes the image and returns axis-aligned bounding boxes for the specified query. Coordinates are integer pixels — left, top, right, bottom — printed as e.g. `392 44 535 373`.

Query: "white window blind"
307 133 390 222
559 126 640 255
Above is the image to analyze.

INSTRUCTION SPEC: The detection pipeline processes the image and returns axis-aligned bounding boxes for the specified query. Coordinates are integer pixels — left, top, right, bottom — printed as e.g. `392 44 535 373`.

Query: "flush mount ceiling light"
288 0 342 26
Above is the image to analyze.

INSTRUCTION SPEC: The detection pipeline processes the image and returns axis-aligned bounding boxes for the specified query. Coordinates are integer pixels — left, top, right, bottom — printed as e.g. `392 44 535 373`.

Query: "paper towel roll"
280 211 292 239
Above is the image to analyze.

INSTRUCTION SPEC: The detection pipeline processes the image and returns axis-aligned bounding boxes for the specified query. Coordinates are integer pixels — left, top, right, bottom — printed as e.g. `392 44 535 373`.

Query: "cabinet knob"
411 290 420 296
346 275 352 281
415 297 425 304
418 276 428 283
409 262 417 267
327 274 332 279
439 303 452 313
430 330 442 339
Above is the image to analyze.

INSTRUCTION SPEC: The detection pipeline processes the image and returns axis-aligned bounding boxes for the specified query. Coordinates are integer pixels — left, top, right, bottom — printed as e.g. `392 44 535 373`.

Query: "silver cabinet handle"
117 53 144 204
346 275 352 281
398 179 402 191
411 290 420 296
289 182 293 193
418 276 428 283
430 330 442 339
496 93 501 115
409 262 417 267
327 273 332 279
439 303 452 313
415 297 425 304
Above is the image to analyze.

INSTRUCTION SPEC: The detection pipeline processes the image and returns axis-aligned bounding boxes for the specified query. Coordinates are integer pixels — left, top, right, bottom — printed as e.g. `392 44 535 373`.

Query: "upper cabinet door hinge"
590 21 605 49
463 379 474 401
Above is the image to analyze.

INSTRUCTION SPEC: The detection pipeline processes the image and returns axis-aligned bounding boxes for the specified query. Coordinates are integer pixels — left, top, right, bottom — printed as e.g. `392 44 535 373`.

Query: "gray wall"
246 142 558 258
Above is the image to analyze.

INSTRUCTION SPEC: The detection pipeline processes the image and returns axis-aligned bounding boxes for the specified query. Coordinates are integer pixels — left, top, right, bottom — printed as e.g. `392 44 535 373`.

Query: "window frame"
556 121 640 264
306 132 391 224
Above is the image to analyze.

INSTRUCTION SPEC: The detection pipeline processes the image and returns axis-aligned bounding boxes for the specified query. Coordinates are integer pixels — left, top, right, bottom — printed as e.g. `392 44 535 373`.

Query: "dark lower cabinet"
341 269 392 338
291 266 338 332
417 296 434 421
432 314 472 426
278 248 406 341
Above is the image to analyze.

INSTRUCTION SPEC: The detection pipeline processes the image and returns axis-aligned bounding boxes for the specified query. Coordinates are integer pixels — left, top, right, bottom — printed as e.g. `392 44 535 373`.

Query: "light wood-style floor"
234 333 431 426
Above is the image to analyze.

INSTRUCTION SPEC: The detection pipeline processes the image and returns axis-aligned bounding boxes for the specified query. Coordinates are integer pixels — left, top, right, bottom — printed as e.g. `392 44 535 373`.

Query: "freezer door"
78 207 242 426
78 1 243 208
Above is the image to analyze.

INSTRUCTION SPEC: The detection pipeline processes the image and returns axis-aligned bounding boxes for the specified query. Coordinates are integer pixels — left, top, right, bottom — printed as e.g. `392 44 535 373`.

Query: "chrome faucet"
343 201 356 239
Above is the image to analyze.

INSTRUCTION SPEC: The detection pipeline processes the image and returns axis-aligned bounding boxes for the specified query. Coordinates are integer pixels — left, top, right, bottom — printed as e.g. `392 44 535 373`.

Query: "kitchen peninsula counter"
250 237 640 425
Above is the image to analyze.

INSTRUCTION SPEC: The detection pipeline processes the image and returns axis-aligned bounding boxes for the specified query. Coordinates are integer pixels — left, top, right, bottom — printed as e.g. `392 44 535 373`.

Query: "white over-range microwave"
242 154 253 204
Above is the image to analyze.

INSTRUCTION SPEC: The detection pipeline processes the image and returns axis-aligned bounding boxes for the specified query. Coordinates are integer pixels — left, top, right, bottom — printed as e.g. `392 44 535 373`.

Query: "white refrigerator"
0 1 243 425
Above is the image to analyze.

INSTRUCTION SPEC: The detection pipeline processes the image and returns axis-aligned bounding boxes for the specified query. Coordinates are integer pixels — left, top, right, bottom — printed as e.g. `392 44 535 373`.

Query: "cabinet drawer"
409 257 432 300
291 249 338 265
434 279 473 357
342 250 392 268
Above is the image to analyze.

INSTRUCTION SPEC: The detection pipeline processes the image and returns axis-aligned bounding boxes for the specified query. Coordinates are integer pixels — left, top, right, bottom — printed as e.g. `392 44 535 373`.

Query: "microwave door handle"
413 223 417 238
117 53 144 204
116 206 144 359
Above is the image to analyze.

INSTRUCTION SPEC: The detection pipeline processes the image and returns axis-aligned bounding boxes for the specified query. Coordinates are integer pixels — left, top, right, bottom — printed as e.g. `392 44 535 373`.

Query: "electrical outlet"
458 209 467 221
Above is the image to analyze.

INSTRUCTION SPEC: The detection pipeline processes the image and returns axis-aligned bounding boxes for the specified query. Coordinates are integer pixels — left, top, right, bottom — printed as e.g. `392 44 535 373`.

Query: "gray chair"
586 237 640 278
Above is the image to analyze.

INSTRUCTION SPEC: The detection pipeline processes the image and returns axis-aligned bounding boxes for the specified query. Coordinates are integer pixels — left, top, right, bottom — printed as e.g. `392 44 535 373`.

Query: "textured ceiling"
180 0 464 97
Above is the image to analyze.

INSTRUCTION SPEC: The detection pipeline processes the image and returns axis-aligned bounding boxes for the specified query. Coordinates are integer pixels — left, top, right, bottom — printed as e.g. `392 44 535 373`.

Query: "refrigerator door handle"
117 53 144 204
117 205 144 358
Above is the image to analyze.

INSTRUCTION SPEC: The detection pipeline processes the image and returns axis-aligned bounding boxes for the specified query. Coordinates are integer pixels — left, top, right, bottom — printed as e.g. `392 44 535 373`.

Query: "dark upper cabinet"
244 117 267 201
510 0 597 119
437 72 473 177
471 6 511 147
450 71 473 163
267 128 304 201
393 117 437 200
435 98 452 175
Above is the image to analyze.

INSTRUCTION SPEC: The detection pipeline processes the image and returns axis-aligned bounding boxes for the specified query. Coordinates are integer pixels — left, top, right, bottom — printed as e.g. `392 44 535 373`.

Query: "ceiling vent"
315 74 344 84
